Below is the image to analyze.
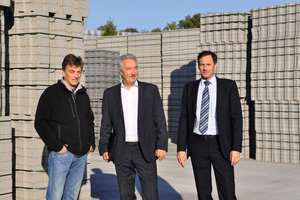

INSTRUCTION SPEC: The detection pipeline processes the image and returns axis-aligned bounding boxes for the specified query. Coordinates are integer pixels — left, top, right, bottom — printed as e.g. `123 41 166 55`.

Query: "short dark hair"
62 54 84 71
197 51 217 65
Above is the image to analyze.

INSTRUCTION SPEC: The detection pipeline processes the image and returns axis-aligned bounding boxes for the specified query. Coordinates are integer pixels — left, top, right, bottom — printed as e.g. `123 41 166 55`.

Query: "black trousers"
115 143 158 200
191 134 237 200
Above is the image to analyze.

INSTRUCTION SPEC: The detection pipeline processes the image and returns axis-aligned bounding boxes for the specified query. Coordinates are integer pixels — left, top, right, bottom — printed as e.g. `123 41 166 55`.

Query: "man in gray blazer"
99 54 168 200
177 51 243 200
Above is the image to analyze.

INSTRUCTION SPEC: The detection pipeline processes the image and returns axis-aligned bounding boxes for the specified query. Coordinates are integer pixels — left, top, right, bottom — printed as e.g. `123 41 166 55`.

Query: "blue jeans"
46 150 87 200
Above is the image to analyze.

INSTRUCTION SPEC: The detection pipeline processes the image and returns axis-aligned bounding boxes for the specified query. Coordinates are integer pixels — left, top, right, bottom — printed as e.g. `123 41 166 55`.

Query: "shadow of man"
91 168 183 199
135 174 183 200
168 60 197 144
90 168 119 199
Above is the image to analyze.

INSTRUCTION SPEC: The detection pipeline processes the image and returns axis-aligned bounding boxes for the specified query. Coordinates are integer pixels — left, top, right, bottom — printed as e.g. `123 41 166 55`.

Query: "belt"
126 142 139 146
193 133 217 140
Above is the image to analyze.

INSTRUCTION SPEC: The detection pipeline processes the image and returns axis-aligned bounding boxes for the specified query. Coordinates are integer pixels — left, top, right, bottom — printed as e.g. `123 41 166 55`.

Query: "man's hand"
58 145 68 153
155 149 166 161
177 151 186 168
102 152 110 163
87 146 93 154
230 150 240 166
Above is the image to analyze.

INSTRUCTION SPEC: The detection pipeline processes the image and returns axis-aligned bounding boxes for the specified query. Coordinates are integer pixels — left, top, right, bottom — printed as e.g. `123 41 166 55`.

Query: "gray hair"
118 54 139 71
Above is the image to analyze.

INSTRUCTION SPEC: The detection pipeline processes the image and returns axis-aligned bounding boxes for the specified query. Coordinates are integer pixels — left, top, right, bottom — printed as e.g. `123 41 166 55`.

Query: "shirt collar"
121 80 138 89
60 78 82 93
201 75 216 86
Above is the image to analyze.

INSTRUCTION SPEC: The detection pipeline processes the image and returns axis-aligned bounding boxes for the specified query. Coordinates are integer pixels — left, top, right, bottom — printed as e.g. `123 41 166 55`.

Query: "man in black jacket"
99 54 168 200
177 51 242 200
35 54 95 200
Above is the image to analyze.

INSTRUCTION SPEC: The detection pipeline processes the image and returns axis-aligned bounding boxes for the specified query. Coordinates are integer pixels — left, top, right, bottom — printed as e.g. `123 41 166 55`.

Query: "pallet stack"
96 35 128 56
5 0 92 199
84 49 120 138
199 12 251 158
251 3 300 164
1 1 13 199
128 33 162 93
0 116 12 200
0 8 5 117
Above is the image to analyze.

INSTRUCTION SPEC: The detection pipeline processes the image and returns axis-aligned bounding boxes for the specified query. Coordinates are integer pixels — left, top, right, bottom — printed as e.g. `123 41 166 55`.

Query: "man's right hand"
102 152 110 163
58 145 68 153
177 151 186 168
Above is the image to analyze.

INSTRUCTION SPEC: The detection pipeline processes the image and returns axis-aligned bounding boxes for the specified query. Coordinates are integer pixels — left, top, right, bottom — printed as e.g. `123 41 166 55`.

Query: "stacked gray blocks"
251 3 300 163
96 35 128 56
128 33 163 93
199 12 251 159
162 29 200 140
84 49 120 138
0 2 12 199
6 0 92 199
1 2 9 117
0 10 4 117
0 117 12 200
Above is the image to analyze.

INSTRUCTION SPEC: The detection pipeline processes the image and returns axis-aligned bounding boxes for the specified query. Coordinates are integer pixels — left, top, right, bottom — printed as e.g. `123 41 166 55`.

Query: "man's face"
62 64 83 90
198 55 217 81
119 58 138 88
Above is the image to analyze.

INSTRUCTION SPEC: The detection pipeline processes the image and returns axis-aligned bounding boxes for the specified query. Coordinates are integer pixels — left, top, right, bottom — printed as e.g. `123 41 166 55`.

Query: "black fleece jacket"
34 80 95 155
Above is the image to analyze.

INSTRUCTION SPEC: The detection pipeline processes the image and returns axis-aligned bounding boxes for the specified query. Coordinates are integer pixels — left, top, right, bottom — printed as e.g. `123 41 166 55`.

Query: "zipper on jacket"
71 93 82 152
69 98 75 117
58 125 61 139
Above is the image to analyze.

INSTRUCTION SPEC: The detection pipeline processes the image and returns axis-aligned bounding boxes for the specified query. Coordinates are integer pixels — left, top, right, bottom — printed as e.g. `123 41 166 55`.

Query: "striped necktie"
199 81 211 134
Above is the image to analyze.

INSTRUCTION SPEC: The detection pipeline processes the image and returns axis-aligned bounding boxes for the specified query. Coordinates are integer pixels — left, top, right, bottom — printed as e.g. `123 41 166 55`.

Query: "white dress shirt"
193 76 219 135
121 81 139 142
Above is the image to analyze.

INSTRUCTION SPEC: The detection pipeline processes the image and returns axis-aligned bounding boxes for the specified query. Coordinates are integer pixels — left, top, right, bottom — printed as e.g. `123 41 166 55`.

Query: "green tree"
178 13 200 29
151 27 162 32
163 21 177 31
122 28 139 33
98 18 118 36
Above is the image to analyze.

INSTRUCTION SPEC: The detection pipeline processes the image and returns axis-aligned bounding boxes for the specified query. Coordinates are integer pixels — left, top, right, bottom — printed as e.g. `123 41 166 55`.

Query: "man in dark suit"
99 54 168 200
177 51 242 200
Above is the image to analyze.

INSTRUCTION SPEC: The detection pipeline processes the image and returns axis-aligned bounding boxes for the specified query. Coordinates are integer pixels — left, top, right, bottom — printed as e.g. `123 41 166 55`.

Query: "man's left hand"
155 149 166 161
230 150 240 166
87 146 93 154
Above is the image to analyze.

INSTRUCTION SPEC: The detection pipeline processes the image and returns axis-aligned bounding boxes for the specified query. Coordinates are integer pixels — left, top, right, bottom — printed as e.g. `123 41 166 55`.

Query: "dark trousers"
115 143 159 200
191 134 236 200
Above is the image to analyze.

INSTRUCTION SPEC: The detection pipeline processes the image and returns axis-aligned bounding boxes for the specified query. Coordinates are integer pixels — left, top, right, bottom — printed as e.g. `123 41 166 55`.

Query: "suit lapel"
192 80 201 115
114 83 124 124
137 81 143 130
216 77 222 121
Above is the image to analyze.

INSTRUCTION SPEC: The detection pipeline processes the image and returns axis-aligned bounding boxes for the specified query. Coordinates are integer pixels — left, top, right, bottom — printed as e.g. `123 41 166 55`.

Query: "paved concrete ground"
90 142 300 200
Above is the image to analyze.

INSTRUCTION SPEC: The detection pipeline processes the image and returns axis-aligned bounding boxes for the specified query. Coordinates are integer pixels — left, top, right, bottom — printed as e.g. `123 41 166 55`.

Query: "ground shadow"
91 168 182 199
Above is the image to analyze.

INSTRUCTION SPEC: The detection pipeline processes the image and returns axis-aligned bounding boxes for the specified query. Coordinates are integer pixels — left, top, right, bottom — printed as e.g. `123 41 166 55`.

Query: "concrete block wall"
128 33 163 93
0 116 12 199
5 0 91 199
251 3 300 164
84 49 120 138
0 10 4 117
0 4 12 199
162 28 200 140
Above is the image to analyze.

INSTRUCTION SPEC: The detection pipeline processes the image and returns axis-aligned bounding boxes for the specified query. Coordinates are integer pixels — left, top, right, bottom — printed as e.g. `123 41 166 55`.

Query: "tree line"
98 13 200 36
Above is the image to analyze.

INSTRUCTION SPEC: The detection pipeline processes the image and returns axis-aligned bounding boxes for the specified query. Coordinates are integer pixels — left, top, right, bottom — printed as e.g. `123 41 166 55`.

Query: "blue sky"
87 0 299 32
